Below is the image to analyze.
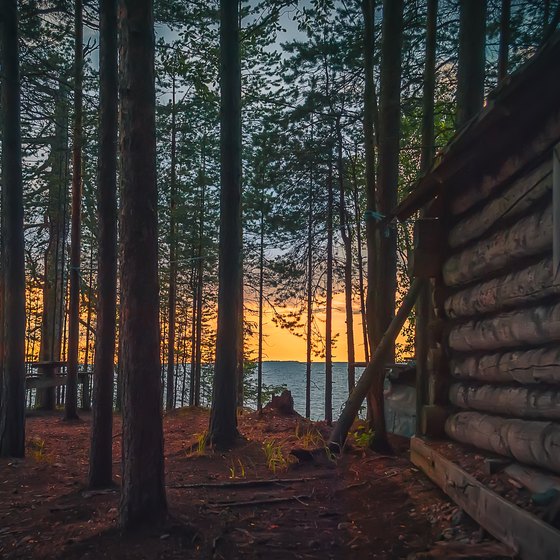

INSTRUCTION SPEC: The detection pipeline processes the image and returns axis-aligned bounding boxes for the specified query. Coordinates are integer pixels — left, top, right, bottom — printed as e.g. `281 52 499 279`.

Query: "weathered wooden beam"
410 436 560 560
448 300 560 353
443 204 551 288
449 382 560 421
449 161 552 249
450 347 560 385
420 405 449 437
445 411 560 474
504 463 560 495
445 257 560 319
26 376 68 390
411 218 443 278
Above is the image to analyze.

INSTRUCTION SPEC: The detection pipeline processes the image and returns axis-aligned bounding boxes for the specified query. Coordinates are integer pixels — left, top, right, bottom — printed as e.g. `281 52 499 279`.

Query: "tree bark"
456 0 487 127
89 0 118 489
0 0 26 458
64 0 83 421
209 0 242 448
305 124 314 419
118 0 167 528
257 195 265 412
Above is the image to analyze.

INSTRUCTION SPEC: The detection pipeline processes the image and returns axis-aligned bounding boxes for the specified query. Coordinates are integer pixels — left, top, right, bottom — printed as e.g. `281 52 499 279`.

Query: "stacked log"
449 382 560 421
450 347 560 385
445 412 560 474
437 154 560 478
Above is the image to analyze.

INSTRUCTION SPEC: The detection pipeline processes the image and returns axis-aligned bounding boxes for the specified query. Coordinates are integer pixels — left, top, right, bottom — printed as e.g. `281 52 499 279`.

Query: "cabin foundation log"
445 411 560 474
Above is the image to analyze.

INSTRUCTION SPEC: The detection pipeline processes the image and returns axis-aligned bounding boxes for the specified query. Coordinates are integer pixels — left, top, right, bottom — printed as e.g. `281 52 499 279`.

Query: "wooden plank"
410 436 560 560
26 376 68 390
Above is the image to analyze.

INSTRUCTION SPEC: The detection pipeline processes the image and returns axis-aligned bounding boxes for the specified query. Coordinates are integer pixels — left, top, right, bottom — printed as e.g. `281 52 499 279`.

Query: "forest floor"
0 407 513 560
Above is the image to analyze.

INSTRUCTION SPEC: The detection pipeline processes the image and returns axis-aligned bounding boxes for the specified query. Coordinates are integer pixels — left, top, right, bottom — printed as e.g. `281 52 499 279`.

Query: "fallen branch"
168 476 323 490
206 494 311 508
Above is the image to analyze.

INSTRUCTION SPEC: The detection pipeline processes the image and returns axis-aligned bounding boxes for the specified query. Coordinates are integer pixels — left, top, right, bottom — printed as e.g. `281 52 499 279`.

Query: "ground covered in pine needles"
0 407 511 559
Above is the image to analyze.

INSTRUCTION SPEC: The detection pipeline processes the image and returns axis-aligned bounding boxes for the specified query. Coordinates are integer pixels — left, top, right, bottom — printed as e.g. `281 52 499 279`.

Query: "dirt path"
0 408 504 559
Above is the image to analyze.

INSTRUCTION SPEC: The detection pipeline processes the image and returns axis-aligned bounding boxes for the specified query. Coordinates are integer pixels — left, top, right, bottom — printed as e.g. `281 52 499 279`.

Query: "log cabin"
398 33 560 480
393 32 560 558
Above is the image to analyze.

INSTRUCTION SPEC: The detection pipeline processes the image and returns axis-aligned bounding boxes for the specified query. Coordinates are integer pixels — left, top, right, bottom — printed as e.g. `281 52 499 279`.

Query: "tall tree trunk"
335 115 356 394
0 0 26 458
118 0 167 528
81 245 94 410
189 265 197 407
208 0 242 448
325 156 334 426
368 0 403 452
65 0 84 421
89 0 117 489
362 0 379 423
38 83 69 410
350 147 369 363
415 0 438 435
456 0 487 127
305 132 314 420
498 0 510 84
257 195 265 412
166 74 177 411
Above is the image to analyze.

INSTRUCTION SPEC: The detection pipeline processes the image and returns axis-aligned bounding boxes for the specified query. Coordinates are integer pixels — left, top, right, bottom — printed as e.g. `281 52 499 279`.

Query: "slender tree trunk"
415 0 438 435
0 0 26 458
335 116 356 394
257 197 265 412
325 156 334 426
498 0 510 84
368 0 403 452
39 83 69 410
305 131 314 420
362 0 379 423
209 0 242 448
457 0 487 127
350 148 369 363
89 0 117 489
189 266 197 406
65 0 84 421
81 245 94 410
166 74 177 411
118 0 167 528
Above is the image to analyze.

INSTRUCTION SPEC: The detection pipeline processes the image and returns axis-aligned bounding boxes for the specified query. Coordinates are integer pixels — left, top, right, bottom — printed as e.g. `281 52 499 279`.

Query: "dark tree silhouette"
208 0 242 448
118 0 167 528
89 0 118 489
0 0 26 458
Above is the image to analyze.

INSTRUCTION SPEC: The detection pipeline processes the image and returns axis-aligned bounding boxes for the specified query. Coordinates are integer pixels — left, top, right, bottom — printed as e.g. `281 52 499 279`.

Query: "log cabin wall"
440 149 560 475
